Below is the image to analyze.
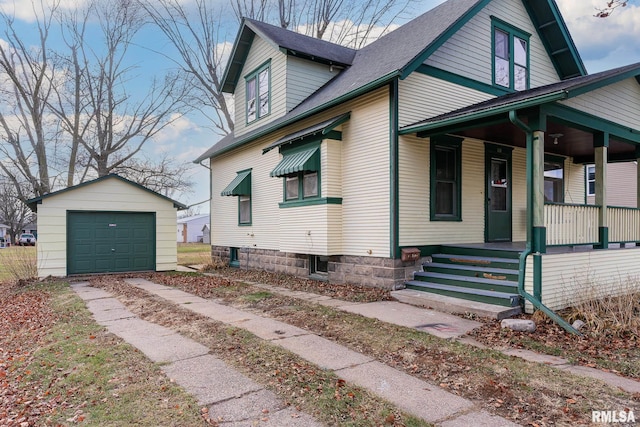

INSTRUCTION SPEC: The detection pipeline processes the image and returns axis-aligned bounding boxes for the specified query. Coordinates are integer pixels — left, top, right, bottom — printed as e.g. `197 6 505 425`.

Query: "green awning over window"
221 170 251 196
270 147 319 177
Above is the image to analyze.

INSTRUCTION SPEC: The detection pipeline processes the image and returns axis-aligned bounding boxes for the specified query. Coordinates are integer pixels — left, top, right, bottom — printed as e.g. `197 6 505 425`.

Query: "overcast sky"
1 0 639 210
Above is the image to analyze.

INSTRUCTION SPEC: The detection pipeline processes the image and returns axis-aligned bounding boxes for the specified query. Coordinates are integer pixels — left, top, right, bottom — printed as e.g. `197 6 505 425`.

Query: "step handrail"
517 246 582 336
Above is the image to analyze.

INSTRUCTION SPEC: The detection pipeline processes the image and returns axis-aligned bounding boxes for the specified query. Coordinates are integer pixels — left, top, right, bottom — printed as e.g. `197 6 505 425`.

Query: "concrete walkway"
71 282 321 427
73 279 518 427
245 281 640 395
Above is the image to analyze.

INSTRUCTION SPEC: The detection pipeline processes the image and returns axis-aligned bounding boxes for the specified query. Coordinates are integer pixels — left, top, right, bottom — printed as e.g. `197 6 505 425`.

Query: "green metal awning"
262 112 350 154
221 170 251 196
270 147 319 177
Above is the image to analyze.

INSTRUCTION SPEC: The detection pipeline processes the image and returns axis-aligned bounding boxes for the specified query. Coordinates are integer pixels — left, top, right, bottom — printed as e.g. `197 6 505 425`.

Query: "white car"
17 233 36 246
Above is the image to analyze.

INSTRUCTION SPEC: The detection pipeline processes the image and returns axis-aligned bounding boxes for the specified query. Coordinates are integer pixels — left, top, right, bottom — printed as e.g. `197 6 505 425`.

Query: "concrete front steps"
404 245 523 318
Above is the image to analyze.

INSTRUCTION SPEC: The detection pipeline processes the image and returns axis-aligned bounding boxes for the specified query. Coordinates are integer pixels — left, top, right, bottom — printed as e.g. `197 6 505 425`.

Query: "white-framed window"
586 164 596 196
245 62 270 123
239 195 251 224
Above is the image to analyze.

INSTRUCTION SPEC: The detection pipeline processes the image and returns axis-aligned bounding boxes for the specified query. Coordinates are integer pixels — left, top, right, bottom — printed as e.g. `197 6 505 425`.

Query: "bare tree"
0 2 59 199
596 1 630 17
112 154 194 198
141 0 235 136
54 0 191 178
0 179 35 244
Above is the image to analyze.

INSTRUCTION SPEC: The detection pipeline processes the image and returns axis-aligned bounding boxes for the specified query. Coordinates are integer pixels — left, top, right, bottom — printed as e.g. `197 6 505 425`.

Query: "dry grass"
176 243 210 266
564 276 640 338
0 245 37 283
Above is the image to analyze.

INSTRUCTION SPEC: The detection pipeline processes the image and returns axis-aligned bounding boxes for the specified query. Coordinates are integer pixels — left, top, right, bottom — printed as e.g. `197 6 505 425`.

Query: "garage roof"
26 174 188 212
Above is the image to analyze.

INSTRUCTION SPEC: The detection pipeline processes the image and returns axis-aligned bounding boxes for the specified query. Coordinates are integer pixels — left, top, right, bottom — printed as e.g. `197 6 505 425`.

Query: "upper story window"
246 61 271 123
492 19 530 91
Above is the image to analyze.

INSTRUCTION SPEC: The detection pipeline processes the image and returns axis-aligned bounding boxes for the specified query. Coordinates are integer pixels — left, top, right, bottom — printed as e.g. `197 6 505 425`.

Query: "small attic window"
246 61 271 123
492 18 530 91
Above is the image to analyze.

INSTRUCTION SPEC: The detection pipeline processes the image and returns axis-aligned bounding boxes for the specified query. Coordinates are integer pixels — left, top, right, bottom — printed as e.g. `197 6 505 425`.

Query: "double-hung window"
220 169 252 225
586 165 596 197
246 61 270 123
492 19 529 91
430 136 462 221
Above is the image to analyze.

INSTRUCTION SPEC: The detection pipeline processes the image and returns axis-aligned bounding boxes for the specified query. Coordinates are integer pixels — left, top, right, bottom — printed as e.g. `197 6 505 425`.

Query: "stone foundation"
211 245 429 289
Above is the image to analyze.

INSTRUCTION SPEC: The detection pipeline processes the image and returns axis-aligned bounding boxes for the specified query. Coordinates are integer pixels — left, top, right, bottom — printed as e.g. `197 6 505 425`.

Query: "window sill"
430 216 462 222
229 261 240 268
309 273 329 281
279 197 343 208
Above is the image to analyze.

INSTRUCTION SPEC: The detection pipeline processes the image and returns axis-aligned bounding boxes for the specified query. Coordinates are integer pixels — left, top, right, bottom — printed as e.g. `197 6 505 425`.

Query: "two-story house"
196 0 640 318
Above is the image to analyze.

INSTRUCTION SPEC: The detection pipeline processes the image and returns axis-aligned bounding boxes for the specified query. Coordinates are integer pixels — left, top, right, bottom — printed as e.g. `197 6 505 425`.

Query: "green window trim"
430 135 463 221
279 197 342 208
271 140 324 206
229 247 240 267
491 17 530 92
245 60 271 124
221 169 252 226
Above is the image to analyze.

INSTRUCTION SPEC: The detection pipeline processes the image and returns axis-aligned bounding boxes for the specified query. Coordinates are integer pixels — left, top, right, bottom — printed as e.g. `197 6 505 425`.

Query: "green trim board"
430 135 463 222
416 65 511 97
390 79 400 259
26 174 187 212
278 197 342 208
400 91 568 136
541 103 640 145
221 169 252 196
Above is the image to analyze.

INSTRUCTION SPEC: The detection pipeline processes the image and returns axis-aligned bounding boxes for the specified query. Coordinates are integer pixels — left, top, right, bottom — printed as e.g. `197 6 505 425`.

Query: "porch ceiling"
452 118 636 163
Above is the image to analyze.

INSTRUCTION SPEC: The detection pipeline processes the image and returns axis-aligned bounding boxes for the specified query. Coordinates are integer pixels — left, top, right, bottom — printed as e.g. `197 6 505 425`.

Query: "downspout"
508 111 581 336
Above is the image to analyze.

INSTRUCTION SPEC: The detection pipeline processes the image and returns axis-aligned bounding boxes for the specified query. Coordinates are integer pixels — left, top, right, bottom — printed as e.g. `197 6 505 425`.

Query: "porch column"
594 132 608 249
532 130 546 253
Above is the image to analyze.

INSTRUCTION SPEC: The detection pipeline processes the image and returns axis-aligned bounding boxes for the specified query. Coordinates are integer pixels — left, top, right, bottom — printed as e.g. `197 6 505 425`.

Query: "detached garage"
27 174 187 277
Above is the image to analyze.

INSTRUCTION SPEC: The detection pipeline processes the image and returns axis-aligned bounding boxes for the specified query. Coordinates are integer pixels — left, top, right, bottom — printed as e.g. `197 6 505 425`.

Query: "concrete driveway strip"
73 284 323 425
276 334 373 371
339 300 481 339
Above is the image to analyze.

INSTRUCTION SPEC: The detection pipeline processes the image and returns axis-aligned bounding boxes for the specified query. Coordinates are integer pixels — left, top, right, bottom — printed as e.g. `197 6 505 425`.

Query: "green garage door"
67 211 155 274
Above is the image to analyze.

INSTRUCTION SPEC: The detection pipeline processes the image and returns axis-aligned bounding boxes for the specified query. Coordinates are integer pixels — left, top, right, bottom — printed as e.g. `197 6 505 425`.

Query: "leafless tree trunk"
141 0 235 136
0 2 59 199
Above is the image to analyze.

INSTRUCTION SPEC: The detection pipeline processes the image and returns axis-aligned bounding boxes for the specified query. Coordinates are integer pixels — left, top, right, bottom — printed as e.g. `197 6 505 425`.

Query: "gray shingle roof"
245 19 357 66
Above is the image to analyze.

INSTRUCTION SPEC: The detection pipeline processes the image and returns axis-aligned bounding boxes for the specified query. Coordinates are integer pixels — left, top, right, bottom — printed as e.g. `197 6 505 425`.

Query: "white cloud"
150 113 202 155
0 0 88 23
556 0 640 72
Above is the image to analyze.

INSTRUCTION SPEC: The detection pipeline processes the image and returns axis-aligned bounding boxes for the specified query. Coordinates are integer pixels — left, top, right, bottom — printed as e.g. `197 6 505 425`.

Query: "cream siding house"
197 0 640 325
27 175 186 278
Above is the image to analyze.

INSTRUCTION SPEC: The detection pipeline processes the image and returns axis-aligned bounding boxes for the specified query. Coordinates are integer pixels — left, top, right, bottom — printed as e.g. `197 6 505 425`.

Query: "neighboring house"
27 174 187 277
585 162 638 207
196 0 640 315
202 224 211 244
177 214 210 243
22 223 37 237
0 224 8 246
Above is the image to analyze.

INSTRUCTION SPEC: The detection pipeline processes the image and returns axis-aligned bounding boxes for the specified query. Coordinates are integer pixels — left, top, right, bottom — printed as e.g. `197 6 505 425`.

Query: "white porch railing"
544 203 599 246
609 206 640 243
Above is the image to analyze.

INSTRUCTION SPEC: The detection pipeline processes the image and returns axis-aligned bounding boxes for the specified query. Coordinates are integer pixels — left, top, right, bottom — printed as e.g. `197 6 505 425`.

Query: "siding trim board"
416 64 510 97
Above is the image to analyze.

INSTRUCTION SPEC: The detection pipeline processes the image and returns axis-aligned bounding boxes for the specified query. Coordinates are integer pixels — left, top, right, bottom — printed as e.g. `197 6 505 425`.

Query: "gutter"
400 90 568 136
509 110 581 336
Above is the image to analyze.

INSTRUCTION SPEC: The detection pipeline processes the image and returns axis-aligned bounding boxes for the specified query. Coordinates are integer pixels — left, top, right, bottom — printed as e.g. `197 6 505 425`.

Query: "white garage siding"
34 177 180 277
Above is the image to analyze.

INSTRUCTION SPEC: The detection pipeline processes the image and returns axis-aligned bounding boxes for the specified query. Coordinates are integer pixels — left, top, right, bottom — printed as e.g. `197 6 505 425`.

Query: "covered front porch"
401 64 640 318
